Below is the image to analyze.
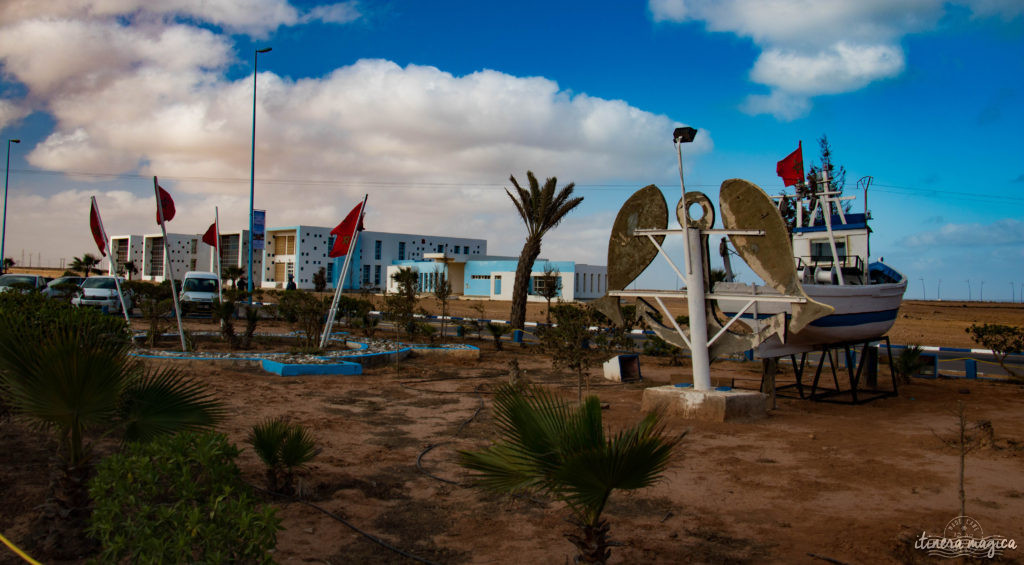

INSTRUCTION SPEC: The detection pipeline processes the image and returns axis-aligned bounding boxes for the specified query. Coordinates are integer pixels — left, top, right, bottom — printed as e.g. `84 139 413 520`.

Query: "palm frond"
460 383 683 529
280 424 320 470
119 366 225 443
248 417 288 468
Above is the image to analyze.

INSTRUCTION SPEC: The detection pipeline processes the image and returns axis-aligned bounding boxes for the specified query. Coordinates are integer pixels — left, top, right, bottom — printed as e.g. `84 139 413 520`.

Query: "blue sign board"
253 210 266 250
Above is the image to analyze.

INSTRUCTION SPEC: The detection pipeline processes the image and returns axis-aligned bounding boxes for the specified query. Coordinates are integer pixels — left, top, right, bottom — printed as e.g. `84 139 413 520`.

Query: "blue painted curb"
261 359 362 376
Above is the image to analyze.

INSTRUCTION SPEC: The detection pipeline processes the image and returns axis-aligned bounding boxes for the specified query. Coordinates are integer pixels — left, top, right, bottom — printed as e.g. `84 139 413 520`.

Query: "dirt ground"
2 300 1023 564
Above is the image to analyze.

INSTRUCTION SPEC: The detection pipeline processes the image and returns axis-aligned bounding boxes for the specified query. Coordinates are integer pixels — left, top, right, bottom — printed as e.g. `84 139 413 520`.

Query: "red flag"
329 202 365 258
89 197 107 257
156 184 176 223
202 222 218 248
776 141 804 187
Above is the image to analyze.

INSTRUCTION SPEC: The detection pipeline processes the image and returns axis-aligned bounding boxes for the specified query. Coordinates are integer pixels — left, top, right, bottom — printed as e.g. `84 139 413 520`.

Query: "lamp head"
257 47 272 54
9 139 19 144
673 127 697 144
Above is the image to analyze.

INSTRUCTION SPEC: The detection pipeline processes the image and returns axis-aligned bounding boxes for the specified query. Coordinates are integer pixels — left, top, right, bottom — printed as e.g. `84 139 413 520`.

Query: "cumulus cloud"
0 0 361 35
0 4 701 266
649 0 1007 120
899 219 1024 247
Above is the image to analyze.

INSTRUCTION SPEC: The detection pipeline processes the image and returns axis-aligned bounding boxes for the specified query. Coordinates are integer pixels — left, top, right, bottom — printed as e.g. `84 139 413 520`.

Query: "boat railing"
796 255 866 285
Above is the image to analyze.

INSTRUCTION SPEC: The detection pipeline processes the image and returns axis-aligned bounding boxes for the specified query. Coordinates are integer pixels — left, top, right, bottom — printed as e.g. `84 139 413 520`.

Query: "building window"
494 275 501 295
327 263 334 284
374 240 381 260
471 274 491 280
363 265 371 284
575 273 579 293
437 244 444 253
374 265 381 286
398 242 406 260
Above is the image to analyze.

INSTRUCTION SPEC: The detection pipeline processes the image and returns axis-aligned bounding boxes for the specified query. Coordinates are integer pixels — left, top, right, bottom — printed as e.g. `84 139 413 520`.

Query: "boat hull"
715 278 907 358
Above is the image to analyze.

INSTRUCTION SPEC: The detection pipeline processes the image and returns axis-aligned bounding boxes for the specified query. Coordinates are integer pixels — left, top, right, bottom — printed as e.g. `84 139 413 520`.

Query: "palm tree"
0 311 224 554
2 257 14 273
71 253 101 277
248 417 320 495
460 384 683 564
506 172 583 330
486 322 510 351
121 260 139 281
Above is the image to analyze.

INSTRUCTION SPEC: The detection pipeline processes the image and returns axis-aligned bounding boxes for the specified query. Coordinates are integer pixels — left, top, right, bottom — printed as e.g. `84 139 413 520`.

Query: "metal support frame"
759 336 898 405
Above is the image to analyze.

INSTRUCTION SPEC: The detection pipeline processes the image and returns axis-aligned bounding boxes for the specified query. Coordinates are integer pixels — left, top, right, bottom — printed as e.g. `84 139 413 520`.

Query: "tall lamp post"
919 277 926 300
2 138 21 274
248 47 272 298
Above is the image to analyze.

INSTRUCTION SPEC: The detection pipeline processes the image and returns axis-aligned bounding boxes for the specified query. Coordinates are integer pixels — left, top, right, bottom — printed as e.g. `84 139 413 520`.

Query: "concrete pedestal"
641 385 767 422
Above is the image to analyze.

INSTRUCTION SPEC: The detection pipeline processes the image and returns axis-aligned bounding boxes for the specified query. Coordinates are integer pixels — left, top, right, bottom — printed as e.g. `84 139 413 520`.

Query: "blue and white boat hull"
715 266 907 358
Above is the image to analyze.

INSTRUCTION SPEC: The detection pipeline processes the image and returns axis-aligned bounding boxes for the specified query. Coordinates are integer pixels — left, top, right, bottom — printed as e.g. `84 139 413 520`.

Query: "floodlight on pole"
2 139 21 275
248 47 272 300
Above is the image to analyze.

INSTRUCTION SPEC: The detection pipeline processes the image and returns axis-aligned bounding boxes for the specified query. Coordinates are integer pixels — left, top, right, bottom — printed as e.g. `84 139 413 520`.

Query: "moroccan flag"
89 197 107 257
202 222 218 248
156 183 176 223
776 141 804 187
329 202 365 258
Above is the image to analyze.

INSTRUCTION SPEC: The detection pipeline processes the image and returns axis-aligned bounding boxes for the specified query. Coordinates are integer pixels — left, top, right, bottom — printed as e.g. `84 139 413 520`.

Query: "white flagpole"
320 194 367 349
92 196 131 327
215 206 222 303
154 177 187 351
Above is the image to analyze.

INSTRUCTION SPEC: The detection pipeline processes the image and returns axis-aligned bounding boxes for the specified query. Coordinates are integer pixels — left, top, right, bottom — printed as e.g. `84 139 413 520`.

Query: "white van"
180 271 220 312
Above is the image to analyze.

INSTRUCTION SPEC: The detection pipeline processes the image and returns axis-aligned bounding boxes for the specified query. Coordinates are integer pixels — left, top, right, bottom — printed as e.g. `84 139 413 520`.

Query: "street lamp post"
937 278 942 301
2 138 21 275
919 277 926 300
980 280 985 302
248 47 272 299
966 280 971 301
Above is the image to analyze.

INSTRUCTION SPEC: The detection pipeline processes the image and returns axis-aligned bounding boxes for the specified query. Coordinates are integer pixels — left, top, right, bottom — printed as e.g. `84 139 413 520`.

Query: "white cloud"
0 98 29 132
899 219 1024 247
0 8 704 267
649 0 1007 120
303 2 361 25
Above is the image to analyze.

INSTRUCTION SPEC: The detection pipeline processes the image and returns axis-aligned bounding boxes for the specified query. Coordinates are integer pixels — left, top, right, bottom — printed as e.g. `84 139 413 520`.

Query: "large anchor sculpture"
595 128 833 390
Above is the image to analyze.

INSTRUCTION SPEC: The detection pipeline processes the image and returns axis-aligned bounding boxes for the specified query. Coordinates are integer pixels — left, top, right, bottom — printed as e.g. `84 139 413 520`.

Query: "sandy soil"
2 300 1023 564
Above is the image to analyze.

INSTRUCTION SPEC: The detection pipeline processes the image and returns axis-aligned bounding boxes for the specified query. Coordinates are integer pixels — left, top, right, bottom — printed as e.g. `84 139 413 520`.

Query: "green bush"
88 431 281 564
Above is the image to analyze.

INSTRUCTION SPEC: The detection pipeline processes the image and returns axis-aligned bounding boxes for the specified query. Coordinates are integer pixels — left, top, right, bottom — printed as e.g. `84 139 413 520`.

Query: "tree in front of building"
387 267 420 338
222 265 244 290
312 267 327 292
537 264 561 325
432 268 453 344
506 171 583 330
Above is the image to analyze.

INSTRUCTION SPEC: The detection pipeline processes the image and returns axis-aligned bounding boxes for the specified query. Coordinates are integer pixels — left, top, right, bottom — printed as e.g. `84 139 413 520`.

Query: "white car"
42 276 86 299
180 271 220 312
0 273 47 293
71 276 132 313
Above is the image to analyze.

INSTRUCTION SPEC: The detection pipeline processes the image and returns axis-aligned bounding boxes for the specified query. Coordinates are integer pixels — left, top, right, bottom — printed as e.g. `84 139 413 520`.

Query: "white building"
260 227 488 291
386 257 607 301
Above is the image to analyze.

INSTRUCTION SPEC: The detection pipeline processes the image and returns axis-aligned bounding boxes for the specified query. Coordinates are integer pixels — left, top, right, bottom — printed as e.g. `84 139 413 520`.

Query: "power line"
8 167 1024 204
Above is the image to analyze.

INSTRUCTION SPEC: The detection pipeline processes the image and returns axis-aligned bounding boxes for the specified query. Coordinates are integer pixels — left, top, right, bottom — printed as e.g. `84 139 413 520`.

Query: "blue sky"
0 1 1022 300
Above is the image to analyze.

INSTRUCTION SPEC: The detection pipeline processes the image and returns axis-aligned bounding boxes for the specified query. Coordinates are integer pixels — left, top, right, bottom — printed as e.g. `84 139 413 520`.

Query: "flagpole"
320 194 367 349
215 206 222 303
92 196 131 327
154 177 187 351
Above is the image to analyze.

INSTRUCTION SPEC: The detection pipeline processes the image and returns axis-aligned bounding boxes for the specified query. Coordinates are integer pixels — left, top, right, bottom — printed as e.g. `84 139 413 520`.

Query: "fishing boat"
715 171 907 358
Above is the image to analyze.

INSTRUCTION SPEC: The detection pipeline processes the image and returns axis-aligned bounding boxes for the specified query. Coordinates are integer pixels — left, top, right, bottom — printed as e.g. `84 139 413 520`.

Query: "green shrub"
966 324 1024 378
88 431 281 564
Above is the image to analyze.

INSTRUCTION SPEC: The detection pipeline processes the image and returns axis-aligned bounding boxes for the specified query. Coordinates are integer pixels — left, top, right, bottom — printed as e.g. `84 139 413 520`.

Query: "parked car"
0 273 47 293
71 276 132 313
42 276 86 299
180 271 220 313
